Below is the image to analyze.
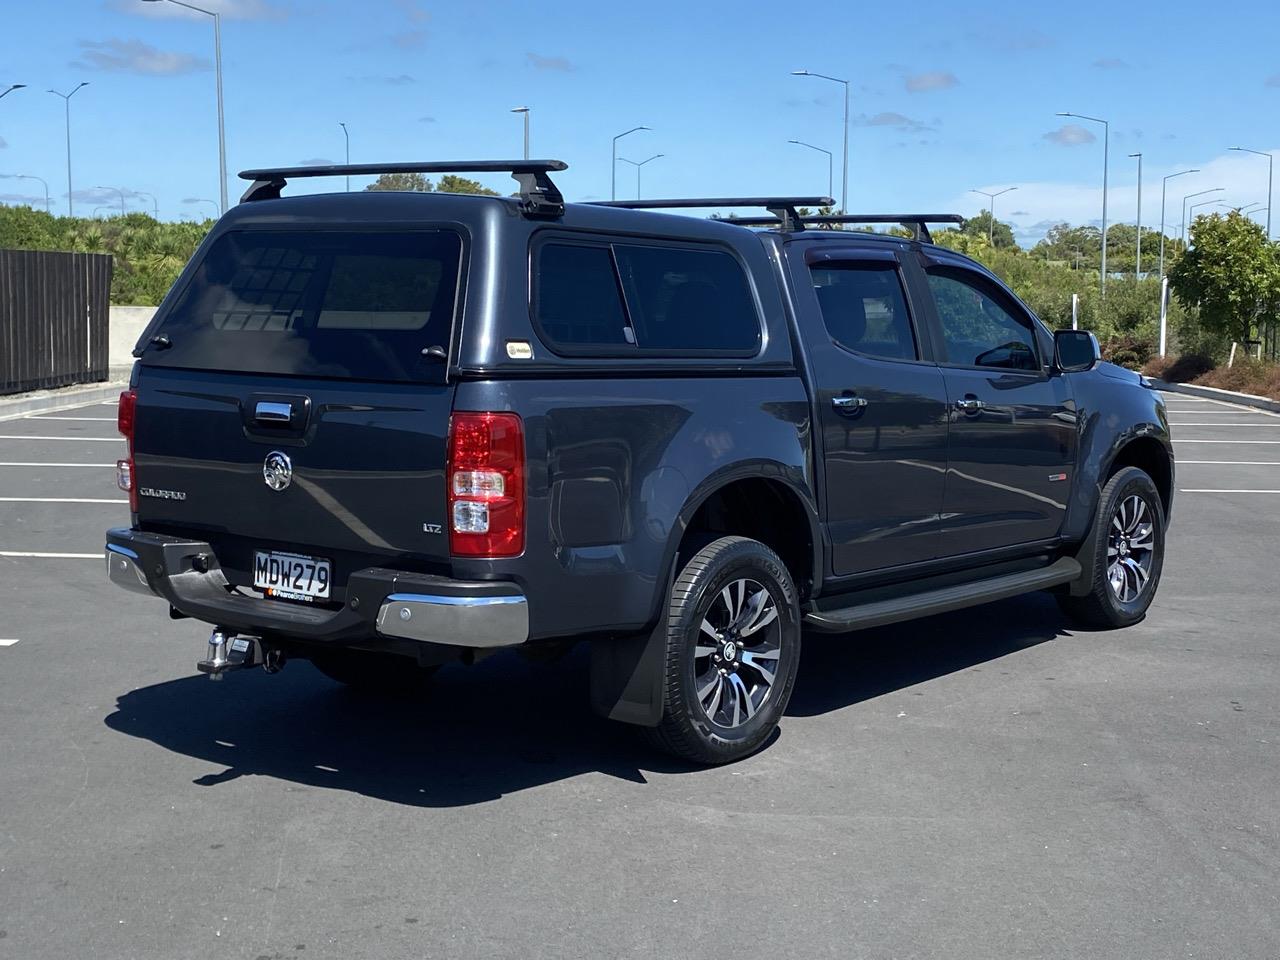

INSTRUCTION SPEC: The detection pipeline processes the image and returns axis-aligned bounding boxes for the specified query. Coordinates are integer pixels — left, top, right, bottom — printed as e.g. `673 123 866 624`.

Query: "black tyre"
1057 466 1166 630
646 536 801 764
310 649 439 695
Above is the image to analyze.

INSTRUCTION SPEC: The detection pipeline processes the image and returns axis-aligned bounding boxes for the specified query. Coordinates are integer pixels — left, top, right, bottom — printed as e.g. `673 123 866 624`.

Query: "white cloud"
1043 124 1096 147
527 52 574 72
73 38 210 75
856 111 934 133
904 71 957 93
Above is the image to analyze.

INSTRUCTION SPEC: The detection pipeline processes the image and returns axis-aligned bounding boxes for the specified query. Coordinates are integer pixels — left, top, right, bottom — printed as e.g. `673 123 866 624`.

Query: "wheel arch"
671 470 821 604
1106 435 1173 519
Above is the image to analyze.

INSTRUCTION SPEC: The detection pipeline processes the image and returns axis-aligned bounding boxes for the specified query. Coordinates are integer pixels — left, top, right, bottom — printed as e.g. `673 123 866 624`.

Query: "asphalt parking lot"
1 391 1277 960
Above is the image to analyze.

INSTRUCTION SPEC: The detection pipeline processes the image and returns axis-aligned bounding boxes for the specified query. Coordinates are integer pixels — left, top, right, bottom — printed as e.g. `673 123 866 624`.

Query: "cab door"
910 255 1076 556
790 246 949 578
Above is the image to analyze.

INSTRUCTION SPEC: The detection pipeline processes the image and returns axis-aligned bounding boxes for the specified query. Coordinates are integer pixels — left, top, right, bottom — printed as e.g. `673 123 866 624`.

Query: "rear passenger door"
792 247 949 578
912 257 1076 556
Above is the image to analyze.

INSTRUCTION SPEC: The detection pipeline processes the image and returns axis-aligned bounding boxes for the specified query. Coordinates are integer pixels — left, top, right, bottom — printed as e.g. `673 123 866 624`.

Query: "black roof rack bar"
728 212 965 243
591 196 834 233
236 160 569 218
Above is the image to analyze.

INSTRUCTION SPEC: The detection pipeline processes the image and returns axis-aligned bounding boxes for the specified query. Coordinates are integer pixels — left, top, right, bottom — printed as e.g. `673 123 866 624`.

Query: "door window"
926 268 1040 371
810 261 917 361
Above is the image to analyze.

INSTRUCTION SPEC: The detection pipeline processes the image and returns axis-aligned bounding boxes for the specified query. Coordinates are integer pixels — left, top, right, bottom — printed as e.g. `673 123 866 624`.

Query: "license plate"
253 550 331 602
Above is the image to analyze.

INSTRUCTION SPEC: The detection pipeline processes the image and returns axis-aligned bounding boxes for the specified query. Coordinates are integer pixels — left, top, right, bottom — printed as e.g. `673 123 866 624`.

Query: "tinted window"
536 243 633 347
614 245 760 353
926 269 1039 370
811 261 917 360
146 230 461 381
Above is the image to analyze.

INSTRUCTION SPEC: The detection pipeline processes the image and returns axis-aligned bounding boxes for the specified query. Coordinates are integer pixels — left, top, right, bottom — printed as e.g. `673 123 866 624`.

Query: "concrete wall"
110 305 157 372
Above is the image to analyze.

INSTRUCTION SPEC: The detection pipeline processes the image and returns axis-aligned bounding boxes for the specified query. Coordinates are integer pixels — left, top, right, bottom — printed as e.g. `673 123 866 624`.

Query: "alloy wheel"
692 578 783 728
1107 494 1156 603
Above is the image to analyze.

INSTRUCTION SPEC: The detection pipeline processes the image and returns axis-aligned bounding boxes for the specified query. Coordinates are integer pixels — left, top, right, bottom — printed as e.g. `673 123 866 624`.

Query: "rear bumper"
104 527 528 649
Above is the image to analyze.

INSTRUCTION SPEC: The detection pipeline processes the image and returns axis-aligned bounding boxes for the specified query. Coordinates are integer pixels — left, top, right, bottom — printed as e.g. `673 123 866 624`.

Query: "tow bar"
197 629 285 679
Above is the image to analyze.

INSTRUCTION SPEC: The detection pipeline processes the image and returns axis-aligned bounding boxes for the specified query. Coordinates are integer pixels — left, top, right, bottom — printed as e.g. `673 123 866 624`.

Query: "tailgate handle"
254 401 293 423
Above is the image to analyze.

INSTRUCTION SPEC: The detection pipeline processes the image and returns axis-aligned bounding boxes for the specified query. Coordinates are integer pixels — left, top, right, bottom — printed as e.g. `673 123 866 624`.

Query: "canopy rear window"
144 229 462 381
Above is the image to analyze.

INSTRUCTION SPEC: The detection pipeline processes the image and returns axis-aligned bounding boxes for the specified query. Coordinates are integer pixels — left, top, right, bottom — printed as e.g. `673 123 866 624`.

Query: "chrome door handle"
832 395 869 412
254 401 293 423
954 397 985 413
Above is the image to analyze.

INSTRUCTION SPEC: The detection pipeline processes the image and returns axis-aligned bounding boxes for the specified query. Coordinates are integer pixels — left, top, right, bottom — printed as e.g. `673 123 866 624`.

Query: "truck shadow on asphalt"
103 592 1072 807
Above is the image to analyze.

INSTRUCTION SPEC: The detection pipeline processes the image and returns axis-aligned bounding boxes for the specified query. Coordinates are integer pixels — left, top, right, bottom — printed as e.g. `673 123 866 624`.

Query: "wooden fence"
0 249 113 395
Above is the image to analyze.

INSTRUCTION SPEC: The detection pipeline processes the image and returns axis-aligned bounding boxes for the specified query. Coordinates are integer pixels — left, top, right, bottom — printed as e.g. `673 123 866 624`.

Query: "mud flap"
588 567 675 728
1064 496 1105 593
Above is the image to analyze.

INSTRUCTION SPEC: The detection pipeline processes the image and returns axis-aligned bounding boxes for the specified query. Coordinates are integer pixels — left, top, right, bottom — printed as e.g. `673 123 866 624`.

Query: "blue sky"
1 0 1278 244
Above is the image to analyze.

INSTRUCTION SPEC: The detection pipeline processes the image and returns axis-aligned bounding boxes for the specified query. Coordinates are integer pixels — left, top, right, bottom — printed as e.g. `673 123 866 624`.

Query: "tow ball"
197 629 285 680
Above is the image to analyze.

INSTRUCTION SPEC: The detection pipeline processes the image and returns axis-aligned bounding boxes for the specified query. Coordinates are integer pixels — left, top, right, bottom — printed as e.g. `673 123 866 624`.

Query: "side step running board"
803 557 1081 633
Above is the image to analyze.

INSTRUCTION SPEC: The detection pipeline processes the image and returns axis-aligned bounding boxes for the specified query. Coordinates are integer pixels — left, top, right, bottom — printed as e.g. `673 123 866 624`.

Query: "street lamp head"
1128 152 1141 158
791 70 809 76
511 105 529 114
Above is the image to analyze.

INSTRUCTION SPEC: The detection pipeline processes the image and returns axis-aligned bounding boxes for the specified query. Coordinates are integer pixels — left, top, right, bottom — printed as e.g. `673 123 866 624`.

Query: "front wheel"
646 536 801 764
1057 466 1166 629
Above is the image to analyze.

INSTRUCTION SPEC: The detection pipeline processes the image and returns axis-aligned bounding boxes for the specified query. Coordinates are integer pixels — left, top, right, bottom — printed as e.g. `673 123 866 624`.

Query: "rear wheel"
646 536 801 765
1057 466 1166 629
310 649 439 695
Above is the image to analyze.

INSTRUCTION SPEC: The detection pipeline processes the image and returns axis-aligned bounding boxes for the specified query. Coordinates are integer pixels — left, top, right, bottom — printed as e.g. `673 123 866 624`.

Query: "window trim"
808 255 926 365
922 262 1046 373
529 231 765 359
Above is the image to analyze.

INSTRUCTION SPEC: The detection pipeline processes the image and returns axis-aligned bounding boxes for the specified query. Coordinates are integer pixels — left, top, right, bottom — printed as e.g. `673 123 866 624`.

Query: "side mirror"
1054 329 1101 372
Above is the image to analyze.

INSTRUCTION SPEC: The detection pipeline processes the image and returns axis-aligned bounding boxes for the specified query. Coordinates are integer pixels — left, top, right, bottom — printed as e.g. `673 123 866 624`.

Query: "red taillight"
447 412 524 557
116 389 137 512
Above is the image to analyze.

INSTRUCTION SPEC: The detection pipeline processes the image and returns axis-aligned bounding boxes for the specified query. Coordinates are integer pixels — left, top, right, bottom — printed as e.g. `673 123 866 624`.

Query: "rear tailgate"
132 369 453 594
129 225 464 599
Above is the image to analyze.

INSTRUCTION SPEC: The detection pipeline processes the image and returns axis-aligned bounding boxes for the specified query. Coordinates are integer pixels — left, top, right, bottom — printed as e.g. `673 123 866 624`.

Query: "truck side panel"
451 376 816 640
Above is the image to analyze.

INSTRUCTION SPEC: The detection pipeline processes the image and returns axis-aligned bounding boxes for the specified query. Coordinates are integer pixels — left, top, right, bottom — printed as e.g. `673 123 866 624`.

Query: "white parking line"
0 497 126 504
1180 460 1280 465
1168 422 1280 427
0 638 19 647
1177 439 1280 444
0 551 101 559
0 436 123 442
0 462 116 468
1179 489 1280 494
27 416 118 422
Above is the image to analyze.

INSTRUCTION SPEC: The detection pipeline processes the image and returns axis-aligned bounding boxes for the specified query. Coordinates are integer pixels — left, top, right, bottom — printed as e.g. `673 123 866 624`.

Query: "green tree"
1168 211 1280 345
434 174 500 196
365 172 432 192
961 210 1016 249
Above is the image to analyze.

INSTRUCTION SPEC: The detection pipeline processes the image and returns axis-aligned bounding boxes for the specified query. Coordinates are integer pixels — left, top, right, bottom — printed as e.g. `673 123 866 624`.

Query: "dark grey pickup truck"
105 160 1173 763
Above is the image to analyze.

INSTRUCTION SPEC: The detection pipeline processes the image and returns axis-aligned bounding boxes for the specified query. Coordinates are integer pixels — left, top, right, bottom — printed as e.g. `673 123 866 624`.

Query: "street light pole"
618 154 664 200
511 106 530 160
184 197 217 220
1159 168 1197 280
97 185 127 216
611 125 650 201
1058 112 1109 294
1128 152 1142 277
1181 187 1224 247
1230 146 1273 239
788 140 834 200
143 0 227 213
792 70 849 213
47 82 88 217
1189 197 1224 240
1 83 27 100
0 174 50 212
135 190 159 218
339 122 350 191
969 186 1017 245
